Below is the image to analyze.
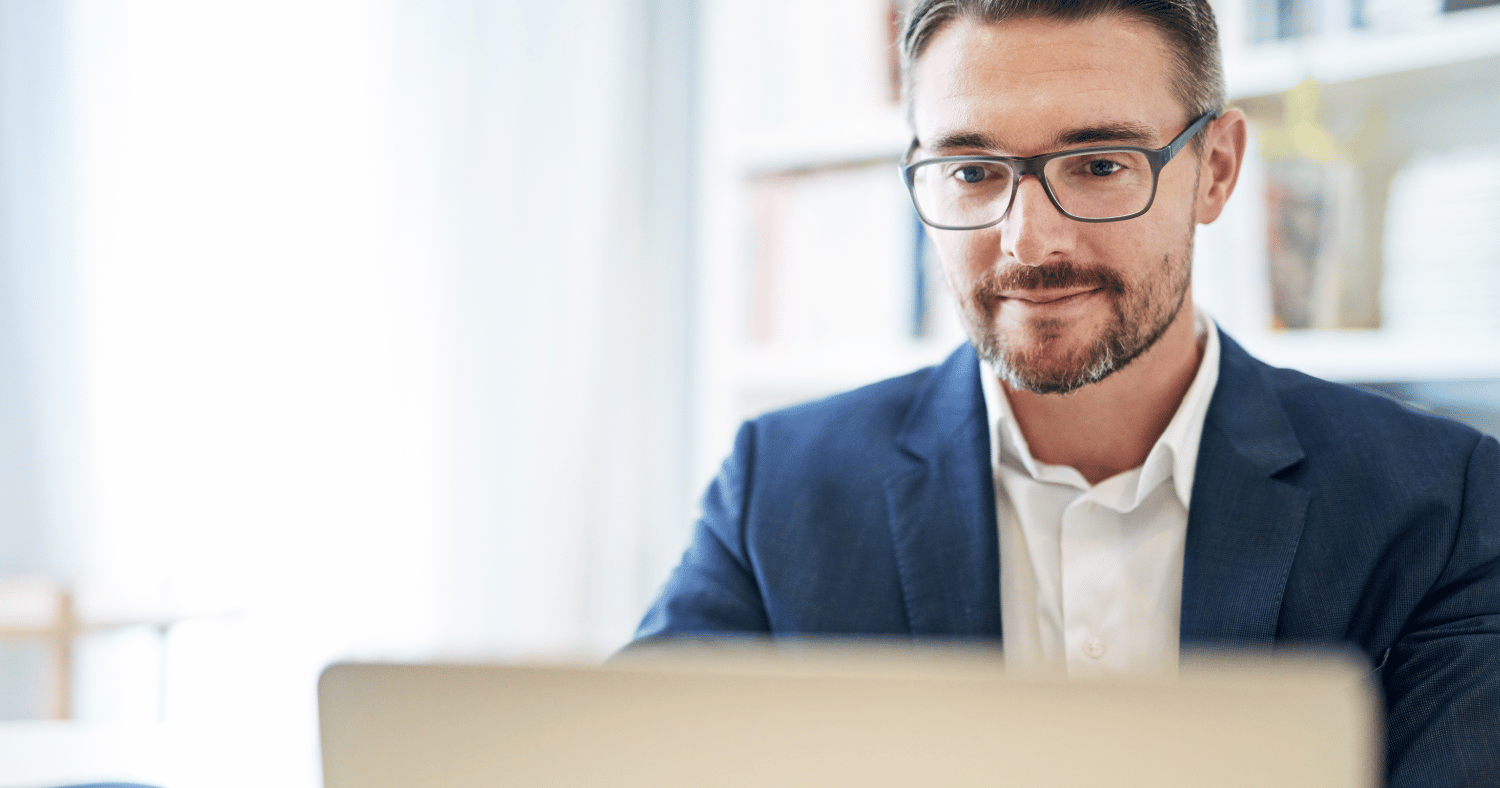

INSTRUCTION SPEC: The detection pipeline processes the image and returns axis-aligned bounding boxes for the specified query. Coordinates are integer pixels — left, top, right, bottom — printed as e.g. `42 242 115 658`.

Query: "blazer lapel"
1180 332 1309 647
879 335 1308 645
884 346 1003 638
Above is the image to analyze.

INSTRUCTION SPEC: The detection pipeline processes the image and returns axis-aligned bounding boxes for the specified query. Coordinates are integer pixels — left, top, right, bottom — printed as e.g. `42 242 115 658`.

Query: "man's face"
910 14 1203 394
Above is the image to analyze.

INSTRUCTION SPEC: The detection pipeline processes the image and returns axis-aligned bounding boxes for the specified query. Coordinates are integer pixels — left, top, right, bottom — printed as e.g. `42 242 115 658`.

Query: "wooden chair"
0 576 191 720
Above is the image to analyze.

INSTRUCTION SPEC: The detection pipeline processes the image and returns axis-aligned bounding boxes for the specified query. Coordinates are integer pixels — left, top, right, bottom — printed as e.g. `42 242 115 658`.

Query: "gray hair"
899 0 1225 128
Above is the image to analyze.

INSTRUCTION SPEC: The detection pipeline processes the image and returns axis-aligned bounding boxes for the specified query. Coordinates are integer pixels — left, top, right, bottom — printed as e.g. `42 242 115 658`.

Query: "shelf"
724 330 1500 412
1236 329 1500 382
732 330 1500 392
701 0 1500 457
1225 5 1500 99
738 8 1500 170
740 6 1500 172
740 107 909 176
733 339 963 392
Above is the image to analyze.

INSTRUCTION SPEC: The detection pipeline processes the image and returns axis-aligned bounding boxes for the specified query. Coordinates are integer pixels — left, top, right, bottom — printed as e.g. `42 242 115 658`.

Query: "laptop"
319 640 1378 788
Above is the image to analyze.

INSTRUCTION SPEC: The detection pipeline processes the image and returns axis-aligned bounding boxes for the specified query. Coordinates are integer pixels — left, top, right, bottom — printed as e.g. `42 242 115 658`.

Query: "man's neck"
1003 305 1205 486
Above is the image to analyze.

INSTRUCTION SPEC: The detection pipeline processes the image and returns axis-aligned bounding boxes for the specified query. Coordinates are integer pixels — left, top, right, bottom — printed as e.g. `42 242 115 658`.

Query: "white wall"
0 0 698 784
394 0 697 660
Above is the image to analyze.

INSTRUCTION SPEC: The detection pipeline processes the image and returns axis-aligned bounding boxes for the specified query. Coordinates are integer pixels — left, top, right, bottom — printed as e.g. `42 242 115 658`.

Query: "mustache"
973 260 1126 299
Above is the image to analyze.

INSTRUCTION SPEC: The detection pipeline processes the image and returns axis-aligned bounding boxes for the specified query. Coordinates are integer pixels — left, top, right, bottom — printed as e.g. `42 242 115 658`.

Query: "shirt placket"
1060 491 1127 678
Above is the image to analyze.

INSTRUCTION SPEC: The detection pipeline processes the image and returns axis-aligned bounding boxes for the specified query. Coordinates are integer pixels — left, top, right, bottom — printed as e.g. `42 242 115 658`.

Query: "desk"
0 722 174 788
0 577 218 721
0 722 316 788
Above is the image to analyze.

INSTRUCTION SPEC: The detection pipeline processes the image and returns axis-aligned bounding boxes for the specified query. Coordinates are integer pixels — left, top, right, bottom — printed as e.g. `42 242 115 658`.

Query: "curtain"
0 0 696 783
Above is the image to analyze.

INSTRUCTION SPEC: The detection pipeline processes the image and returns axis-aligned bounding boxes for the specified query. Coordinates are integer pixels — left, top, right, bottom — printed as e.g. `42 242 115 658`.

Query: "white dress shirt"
979 311 1220 678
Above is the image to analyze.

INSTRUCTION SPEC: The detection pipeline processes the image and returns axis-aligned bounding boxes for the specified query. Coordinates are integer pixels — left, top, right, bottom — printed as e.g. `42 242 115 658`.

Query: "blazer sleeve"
1384 434 1500 787
634 421 771 639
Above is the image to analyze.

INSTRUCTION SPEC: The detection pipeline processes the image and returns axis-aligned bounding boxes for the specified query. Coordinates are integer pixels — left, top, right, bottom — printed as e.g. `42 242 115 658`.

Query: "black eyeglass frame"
901 111 1217 229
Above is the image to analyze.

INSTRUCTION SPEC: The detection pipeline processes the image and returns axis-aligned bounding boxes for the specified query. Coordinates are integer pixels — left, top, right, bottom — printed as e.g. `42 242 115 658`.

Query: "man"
636 1 1500 784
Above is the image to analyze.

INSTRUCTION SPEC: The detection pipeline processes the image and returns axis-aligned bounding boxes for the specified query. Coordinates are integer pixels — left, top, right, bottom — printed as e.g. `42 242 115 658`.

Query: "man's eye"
1085 159 1124 177
953 165 990 184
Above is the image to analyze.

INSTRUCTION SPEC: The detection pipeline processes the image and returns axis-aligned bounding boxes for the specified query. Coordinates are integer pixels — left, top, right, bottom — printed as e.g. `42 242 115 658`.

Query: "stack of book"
1381 144 1500 336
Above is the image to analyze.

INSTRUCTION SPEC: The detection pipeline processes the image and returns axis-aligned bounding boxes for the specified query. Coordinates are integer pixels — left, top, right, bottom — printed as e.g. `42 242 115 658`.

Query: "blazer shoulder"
752 363 939 452
1208 332 1486 482
730 344 972 481
1260 362 1484 449
1222 348 1488 490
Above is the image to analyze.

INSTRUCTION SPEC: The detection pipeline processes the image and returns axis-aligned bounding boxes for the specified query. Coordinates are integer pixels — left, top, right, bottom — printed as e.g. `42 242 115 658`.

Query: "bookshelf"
1224 5 1500 98
1205 0 1500 381
693 0 962 484
694 0 1500 483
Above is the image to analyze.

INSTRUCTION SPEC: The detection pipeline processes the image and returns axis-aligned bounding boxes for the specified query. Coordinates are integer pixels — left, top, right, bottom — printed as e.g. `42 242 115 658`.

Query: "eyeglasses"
901 112 1215 229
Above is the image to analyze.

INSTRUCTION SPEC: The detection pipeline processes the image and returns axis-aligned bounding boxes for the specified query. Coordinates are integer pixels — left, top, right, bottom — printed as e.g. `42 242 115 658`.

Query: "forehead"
910 14 1181 153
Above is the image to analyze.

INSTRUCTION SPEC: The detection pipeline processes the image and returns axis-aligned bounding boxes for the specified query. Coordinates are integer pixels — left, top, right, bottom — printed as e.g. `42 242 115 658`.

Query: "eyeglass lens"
909 149 1155 227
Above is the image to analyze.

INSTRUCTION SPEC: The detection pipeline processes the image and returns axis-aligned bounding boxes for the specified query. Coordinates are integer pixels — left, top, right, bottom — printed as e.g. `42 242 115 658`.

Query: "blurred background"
0 0 1496 786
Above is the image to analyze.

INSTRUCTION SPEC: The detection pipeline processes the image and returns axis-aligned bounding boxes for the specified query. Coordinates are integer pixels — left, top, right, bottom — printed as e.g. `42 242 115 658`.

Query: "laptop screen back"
318 643 1378 788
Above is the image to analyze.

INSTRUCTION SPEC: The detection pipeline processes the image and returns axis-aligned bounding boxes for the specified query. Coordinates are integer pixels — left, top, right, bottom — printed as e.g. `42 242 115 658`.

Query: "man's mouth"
999 287 1103 305
976 260 1125 306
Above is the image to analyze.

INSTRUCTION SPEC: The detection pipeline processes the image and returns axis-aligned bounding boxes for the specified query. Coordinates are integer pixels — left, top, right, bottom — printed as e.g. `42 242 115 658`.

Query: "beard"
954 232 1193 396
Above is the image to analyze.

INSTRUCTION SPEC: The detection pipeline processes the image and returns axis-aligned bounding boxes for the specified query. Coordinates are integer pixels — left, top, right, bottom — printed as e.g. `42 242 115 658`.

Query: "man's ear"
1195 108 1248 225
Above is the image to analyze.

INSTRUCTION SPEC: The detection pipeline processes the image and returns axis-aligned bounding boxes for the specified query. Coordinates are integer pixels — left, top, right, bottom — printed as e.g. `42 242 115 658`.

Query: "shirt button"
1085 501 1098 513
1083 637 1106 658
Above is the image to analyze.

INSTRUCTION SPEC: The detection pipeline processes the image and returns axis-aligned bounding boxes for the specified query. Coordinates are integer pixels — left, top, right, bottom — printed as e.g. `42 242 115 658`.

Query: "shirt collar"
978 309 1221 509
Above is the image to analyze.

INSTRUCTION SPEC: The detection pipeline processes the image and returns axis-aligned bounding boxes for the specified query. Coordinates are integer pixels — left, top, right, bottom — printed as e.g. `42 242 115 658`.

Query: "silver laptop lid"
319 641 1378 788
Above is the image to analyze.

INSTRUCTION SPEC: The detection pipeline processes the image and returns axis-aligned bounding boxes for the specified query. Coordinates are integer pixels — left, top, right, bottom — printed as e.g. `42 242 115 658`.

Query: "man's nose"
999 174 1076 267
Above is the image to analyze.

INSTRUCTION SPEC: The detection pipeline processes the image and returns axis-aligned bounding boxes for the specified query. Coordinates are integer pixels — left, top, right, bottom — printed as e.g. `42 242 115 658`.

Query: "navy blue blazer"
636 332 1500 786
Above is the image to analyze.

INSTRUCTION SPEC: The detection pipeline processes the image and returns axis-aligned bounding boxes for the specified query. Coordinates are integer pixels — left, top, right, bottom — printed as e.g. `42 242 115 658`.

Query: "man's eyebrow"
922 130 1002 153
1054 122 1157 148
920 122 1161 155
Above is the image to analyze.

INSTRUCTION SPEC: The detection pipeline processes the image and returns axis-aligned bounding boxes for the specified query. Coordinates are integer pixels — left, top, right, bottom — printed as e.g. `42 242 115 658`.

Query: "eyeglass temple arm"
1161 112 1217 162
901 137 919 166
